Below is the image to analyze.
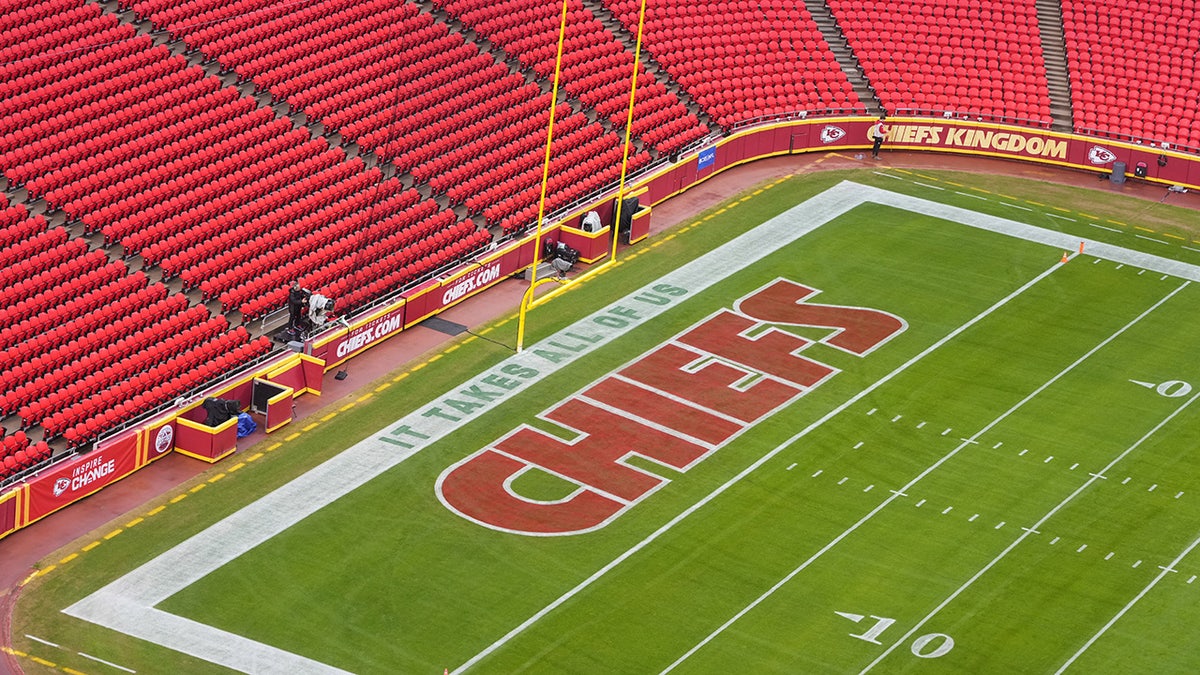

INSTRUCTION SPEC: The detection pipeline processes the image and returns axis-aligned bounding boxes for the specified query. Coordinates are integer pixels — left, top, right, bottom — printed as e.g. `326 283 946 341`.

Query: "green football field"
14 168 1200 675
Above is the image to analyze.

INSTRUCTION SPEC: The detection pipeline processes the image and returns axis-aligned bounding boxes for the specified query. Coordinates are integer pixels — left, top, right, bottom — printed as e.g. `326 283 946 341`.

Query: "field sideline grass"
12 167 1200 675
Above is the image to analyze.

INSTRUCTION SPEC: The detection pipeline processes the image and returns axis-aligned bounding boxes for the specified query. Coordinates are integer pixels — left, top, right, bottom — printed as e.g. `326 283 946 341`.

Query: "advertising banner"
24 433 141 524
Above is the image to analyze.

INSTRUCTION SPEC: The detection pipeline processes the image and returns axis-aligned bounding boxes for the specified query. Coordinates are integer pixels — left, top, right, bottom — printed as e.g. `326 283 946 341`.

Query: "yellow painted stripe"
189 483 206 494
428 353 443 362
302 422 320 431
1025 200 1045 206
208 473 226 483
970 187 992 194
30 657 55 668
356 394 373 403
1135 226 1156 233
266 443 282 452
82 541 101 552
227 462 246 472
36 565 55 577
752 188 764 195
410 362 427 372
1163 232 1185 240
246 452 264 463
103 529 122 540
59 553 78 565
320 412 337 422
393 372 410 383
373 383 391 393
1078 212 1098 219
444 344 460 353
893 168 913 175
170 494 187 504
63 668 89 675
284 432 300 441
944 181 965 187
1108 219 1127 226
339 402 356 411
147 505 166 516
125 517 143 528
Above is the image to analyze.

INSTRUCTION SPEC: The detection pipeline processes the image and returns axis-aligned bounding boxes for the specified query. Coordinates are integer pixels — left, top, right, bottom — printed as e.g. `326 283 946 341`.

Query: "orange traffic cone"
1061 251 1070 263
1078 241 1085 254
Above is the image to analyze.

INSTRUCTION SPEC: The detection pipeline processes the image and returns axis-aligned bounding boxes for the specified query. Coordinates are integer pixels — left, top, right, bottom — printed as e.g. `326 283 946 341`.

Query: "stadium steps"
803 0 884 116
582 0 722 138
1035 0 1075 132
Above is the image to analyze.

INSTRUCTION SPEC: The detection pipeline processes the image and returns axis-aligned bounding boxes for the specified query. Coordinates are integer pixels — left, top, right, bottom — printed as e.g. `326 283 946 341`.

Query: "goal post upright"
517 0 649 352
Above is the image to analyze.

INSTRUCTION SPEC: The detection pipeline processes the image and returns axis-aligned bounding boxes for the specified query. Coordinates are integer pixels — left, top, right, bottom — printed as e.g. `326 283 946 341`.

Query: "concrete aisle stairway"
804 0 883 116
1036 0 1076 132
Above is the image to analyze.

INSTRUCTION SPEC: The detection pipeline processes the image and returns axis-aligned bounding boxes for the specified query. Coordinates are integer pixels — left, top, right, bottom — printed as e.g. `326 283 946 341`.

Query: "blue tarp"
236 412 257 438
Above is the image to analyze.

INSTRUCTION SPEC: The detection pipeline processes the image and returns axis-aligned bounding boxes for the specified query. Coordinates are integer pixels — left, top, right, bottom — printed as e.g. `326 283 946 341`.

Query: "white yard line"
663 277 1188 675
1055 530 1200 673
64 183 1200 674
859 305 1195 673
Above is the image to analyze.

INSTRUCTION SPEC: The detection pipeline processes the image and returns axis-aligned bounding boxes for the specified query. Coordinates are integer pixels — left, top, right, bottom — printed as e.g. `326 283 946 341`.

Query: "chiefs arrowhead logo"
1088 145 1116 165
820 125 846 144
53 477 70 497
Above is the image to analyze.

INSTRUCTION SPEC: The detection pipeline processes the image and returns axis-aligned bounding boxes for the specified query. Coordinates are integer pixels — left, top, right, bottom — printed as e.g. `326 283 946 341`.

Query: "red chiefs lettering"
437 279 906 535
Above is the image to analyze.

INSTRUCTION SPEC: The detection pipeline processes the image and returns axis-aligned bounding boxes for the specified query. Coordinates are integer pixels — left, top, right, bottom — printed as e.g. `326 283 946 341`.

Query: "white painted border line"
64 182 1200 674
78 651 137 673
666 280 1189 675
64 182 870 674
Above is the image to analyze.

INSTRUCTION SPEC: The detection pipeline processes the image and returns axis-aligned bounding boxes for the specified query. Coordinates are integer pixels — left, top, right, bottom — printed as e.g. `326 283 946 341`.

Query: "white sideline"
63 183 1200 674
857 283 1191 673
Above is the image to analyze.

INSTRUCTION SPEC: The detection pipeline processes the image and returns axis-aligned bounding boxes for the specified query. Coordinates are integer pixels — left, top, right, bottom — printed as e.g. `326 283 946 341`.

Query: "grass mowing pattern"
14 169 1200 675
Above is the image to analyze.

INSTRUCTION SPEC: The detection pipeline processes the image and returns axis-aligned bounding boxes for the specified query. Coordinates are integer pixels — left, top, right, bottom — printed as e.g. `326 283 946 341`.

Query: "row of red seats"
235 206 466 320
56 333 274 447
603 0 860 126
186 181 420 296
3 79 231 187
0 430 52 484
0 242 98 303
10 79 240 190
284 26 462 114
124 144 341 259
438 0 709 158
412 96 550 183
0 261 126 337
222 206 460 318
1 50 189 138
830 0 1051 126
0 291 185 394
222 2 417 89
134 149 360 263
15 306 215 425
1063 0 1200 148
0 270 148 352
0 31 154 101
37 106 280 210
86 124 317 239
0 64 213 161
156 161 377 279
490 148 651 232
317 227 492 315
0 226 66 275
386 87 545 174
0 2 118 68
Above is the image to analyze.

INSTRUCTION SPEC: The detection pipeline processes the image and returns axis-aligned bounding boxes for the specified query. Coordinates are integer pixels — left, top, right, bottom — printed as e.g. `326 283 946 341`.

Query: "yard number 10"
836 611 955 658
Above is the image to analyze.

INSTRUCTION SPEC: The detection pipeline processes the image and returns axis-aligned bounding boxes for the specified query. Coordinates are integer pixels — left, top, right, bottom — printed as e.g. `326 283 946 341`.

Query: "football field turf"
17 170 1200 674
